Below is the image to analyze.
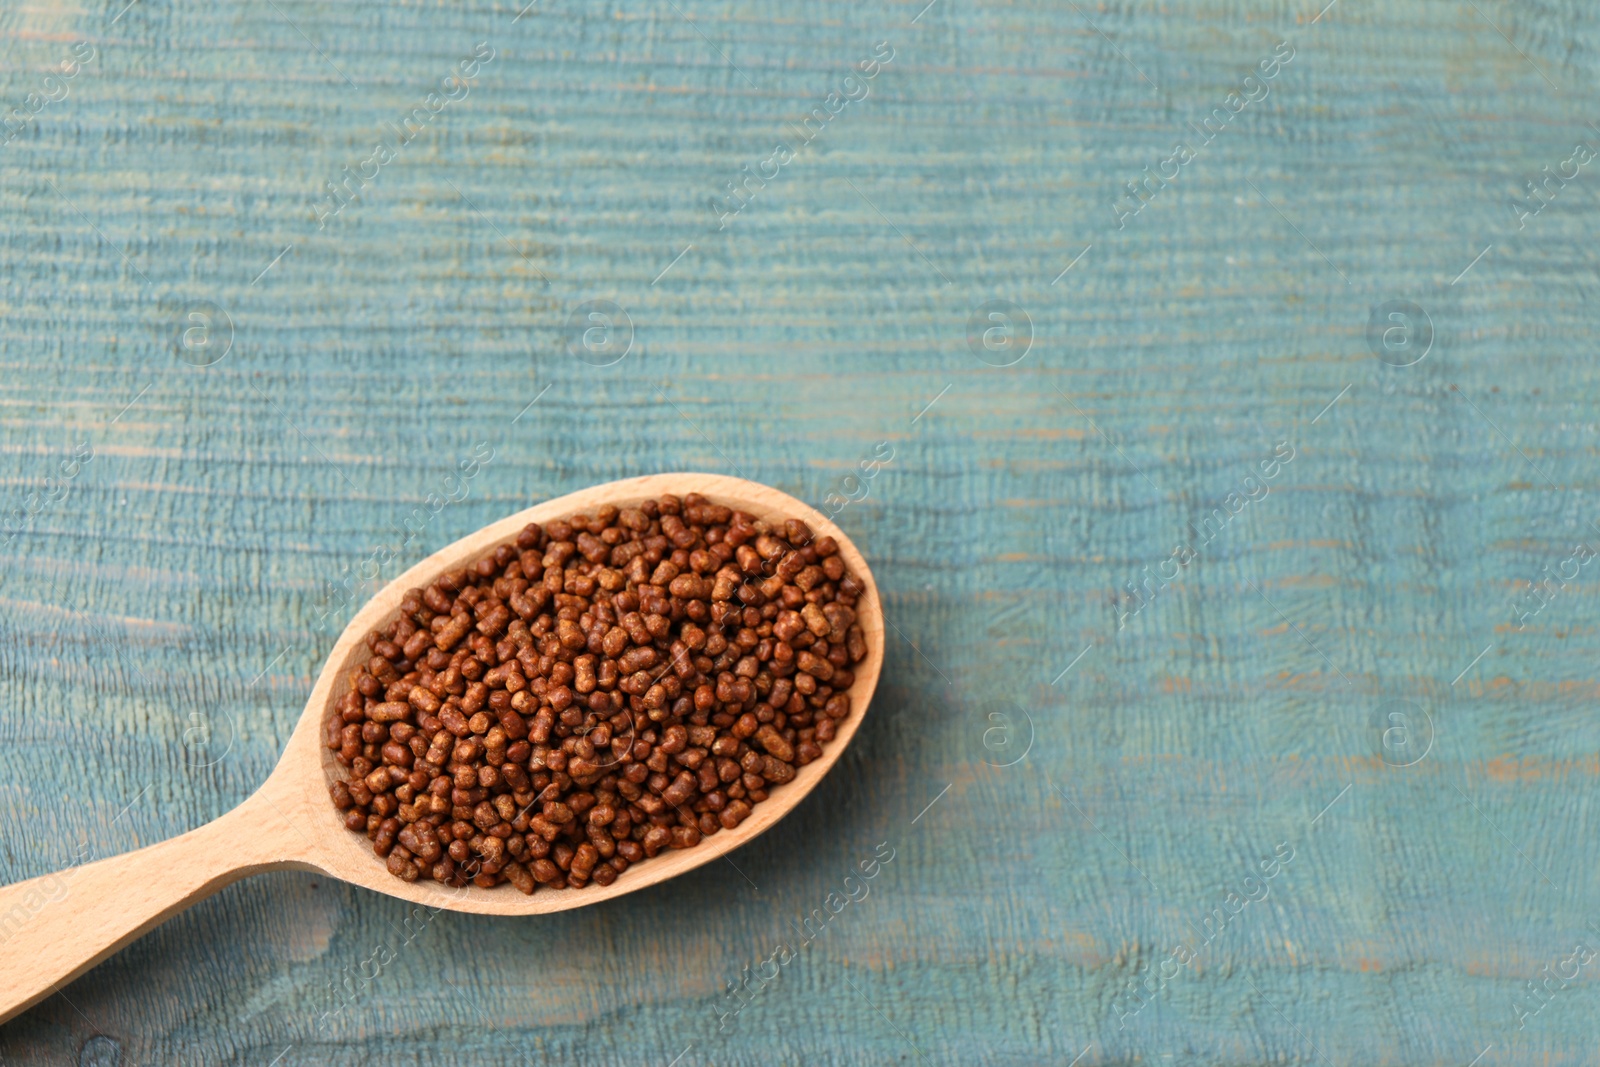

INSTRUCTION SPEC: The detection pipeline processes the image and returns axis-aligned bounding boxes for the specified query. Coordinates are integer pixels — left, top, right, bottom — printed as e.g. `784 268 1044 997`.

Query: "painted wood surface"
0 473 886 1025
0 0 1596 1063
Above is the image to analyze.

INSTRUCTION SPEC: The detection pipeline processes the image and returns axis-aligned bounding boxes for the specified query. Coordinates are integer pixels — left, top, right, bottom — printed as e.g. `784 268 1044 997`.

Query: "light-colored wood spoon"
0 473 883 1026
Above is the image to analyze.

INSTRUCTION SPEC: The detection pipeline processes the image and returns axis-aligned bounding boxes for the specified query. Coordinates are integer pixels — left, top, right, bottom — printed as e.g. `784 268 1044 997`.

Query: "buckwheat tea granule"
326 494 869 893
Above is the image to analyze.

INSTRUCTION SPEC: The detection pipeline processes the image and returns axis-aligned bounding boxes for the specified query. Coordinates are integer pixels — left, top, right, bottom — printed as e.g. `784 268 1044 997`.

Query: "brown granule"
325 492 869 893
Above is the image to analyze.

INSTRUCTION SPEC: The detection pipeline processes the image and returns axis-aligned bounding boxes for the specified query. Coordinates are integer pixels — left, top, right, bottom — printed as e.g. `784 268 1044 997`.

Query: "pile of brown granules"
326 493 869 893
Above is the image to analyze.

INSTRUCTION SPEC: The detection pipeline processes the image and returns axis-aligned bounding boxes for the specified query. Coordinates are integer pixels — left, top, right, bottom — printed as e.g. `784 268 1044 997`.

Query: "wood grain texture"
1 0 1598 1063
0 473 884 1025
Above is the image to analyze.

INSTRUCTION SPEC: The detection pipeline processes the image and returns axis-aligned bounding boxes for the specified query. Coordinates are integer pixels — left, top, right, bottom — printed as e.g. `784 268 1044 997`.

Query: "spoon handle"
0 791 309 1025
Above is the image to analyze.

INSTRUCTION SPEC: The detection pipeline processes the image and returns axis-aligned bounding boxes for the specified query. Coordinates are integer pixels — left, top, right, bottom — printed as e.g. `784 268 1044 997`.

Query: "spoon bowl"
0 473 883 1024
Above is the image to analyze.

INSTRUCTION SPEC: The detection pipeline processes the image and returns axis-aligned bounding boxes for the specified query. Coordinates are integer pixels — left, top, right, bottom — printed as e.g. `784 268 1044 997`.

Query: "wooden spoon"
0 473 883 1026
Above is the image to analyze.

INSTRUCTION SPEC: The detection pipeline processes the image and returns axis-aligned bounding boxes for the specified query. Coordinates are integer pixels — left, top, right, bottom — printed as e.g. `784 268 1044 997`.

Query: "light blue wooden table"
2 0 1597 1062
